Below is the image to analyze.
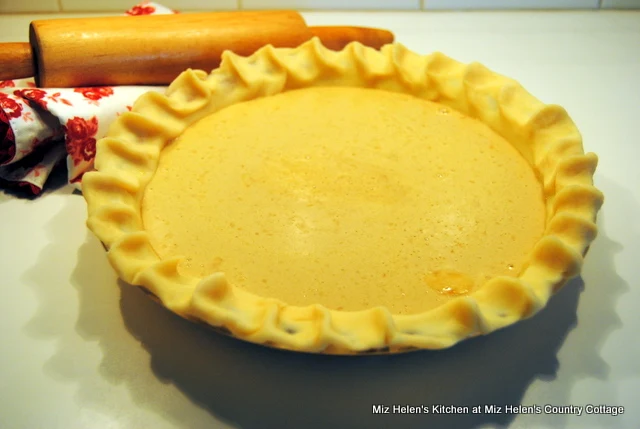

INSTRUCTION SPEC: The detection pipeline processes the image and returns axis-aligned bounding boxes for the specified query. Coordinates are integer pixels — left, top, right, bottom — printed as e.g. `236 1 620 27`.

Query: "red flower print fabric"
0 85 57 167
73 87 115 101
125 1 175 16
65 116 99 166
13 88 49 109
0 92 23 119
0 2 177 196
0 143 66 195
126 4 156 15
0 109 16 165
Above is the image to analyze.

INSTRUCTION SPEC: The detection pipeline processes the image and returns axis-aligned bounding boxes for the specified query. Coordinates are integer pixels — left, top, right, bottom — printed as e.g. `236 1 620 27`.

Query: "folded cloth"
0 2 176 195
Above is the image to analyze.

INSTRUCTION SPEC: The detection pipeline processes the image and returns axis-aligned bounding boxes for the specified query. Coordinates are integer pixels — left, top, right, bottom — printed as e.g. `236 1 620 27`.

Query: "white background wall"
0 0 639 13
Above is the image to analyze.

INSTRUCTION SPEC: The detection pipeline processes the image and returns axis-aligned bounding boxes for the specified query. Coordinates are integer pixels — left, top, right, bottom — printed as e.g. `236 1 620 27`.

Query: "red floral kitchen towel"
0 2 175 195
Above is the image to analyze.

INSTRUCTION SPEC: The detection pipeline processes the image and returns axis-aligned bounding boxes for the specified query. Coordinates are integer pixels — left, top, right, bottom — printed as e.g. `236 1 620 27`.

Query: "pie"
82 38 603 354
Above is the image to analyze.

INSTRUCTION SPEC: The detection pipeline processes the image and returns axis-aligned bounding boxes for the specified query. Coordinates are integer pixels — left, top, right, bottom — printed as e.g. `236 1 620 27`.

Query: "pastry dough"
82 38 603 354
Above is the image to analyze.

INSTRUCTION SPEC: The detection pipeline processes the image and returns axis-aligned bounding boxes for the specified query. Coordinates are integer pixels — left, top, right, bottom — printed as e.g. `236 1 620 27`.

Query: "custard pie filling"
83 39 603 353
142 86 546 315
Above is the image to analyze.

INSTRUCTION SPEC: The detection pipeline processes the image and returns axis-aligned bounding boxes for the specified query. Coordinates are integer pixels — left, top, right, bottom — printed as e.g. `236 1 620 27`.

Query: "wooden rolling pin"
0 10 394 88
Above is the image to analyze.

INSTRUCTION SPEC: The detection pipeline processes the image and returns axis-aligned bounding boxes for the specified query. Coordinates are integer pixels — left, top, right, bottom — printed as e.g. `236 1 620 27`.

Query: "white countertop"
1 10 639 429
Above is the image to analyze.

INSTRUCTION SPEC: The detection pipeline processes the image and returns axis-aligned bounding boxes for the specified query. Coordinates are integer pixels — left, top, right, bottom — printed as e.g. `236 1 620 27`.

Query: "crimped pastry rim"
82 38 603 354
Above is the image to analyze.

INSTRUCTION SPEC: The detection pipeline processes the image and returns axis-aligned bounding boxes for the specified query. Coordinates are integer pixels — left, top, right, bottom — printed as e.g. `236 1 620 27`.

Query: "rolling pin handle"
0 42 35 81
309 26 394 51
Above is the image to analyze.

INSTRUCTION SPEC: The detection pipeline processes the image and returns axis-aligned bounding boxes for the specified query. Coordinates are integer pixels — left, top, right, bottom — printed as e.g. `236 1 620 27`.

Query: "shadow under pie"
114 272 579 429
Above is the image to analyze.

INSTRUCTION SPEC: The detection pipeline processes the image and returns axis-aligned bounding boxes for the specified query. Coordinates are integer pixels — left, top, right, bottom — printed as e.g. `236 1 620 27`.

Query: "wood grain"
0 11 395 87
310 26 394 51
0 43 34 81
30 10 312 87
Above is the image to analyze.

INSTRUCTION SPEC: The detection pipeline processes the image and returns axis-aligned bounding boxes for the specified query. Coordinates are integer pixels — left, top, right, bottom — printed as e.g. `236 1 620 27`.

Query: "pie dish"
82 38 603 354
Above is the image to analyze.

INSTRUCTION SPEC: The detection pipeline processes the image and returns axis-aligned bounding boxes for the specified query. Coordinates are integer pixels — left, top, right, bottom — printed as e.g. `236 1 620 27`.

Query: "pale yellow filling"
142 87 545 315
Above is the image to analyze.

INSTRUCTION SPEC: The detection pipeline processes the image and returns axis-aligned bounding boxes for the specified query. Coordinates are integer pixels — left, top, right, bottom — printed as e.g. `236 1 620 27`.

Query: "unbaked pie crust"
82 38 603 354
